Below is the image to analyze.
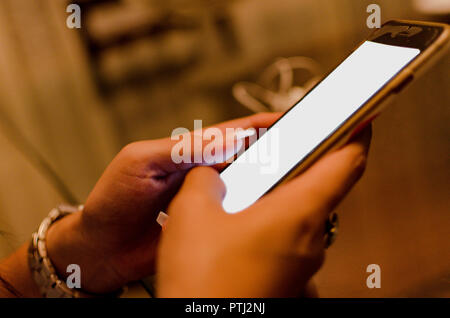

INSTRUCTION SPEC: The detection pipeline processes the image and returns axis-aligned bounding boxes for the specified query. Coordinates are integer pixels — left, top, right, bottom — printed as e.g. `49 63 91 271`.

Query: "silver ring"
324 212 338 248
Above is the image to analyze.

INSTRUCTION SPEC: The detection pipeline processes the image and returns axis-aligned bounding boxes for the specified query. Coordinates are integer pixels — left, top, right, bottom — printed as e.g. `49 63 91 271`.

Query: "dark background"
0 0 448 297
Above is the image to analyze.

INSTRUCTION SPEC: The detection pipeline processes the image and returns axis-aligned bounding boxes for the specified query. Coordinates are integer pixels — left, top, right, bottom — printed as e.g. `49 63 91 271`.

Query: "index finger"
160 112 283 171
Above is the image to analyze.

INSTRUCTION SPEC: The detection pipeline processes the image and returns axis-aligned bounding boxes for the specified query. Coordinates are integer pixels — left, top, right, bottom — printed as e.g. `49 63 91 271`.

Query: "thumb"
170 167 226 217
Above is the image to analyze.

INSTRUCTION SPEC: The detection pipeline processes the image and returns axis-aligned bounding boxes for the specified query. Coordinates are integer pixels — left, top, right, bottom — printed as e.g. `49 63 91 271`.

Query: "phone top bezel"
369 20 444 51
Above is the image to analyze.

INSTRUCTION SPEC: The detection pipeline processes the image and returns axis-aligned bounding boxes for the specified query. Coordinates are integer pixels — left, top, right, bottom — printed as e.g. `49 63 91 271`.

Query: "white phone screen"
220 41 420 213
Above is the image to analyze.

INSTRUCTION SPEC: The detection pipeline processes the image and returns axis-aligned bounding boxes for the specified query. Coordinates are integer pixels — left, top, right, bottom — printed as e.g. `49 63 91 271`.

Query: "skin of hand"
39 113 281 295
156 126 371 297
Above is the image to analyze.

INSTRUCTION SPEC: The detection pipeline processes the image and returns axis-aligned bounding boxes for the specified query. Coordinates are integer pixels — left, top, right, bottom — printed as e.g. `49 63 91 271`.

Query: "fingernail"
234 128 256 140
156 211 169 227
223 128 256 160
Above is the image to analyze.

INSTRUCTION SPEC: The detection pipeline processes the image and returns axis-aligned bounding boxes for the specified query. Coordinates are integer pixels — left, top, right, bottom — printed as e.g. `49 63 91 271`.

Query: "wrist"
46 211 123 294
0 244 41 297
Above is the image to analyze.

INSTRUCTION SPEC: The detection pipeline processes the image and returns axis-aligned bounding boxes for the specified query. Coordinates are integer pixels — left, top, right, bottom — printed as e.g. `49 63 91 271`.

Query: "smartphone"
220 20 450 214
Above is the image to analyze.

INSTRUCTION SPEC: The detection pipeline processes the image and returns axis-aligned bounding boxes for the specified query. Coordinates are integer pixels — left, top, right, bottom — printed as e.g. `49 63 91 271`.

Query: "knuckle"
292 240 325 273
297 211 323 236
353 152 368 178
119 141 148 163
290 211 326 251
120 141 140 157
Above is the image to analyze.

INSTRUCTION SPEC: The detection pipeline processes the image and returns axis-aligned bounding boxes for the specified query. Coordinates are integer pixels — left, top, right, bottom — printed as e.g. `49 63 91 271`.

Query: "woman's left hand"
45 113 280 294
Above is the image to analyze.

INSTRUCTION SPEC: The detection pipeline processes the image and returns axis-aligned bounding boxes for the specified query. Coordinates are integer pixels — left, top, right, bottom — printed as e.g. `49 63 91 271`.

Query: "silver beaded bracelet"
28 204 123 298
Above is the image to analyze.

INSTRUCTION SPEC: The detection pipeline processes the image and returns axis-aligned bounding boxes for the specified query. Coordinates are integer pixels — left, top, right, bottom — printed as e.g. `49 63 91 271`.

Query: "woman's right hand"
156 127 371 297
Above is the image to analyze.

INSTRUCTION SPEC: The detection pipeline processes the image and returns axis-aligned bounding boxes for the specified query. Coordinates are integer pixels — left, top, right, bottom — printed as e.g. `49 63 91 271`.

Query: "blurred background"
0 0 448 297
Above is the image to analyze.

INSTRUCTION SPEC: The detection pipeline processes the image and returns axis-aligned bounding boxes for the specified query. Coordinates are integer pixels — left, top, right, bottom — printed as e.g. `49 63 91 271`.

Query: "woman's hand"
157 127 371 297
45 113 280 294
